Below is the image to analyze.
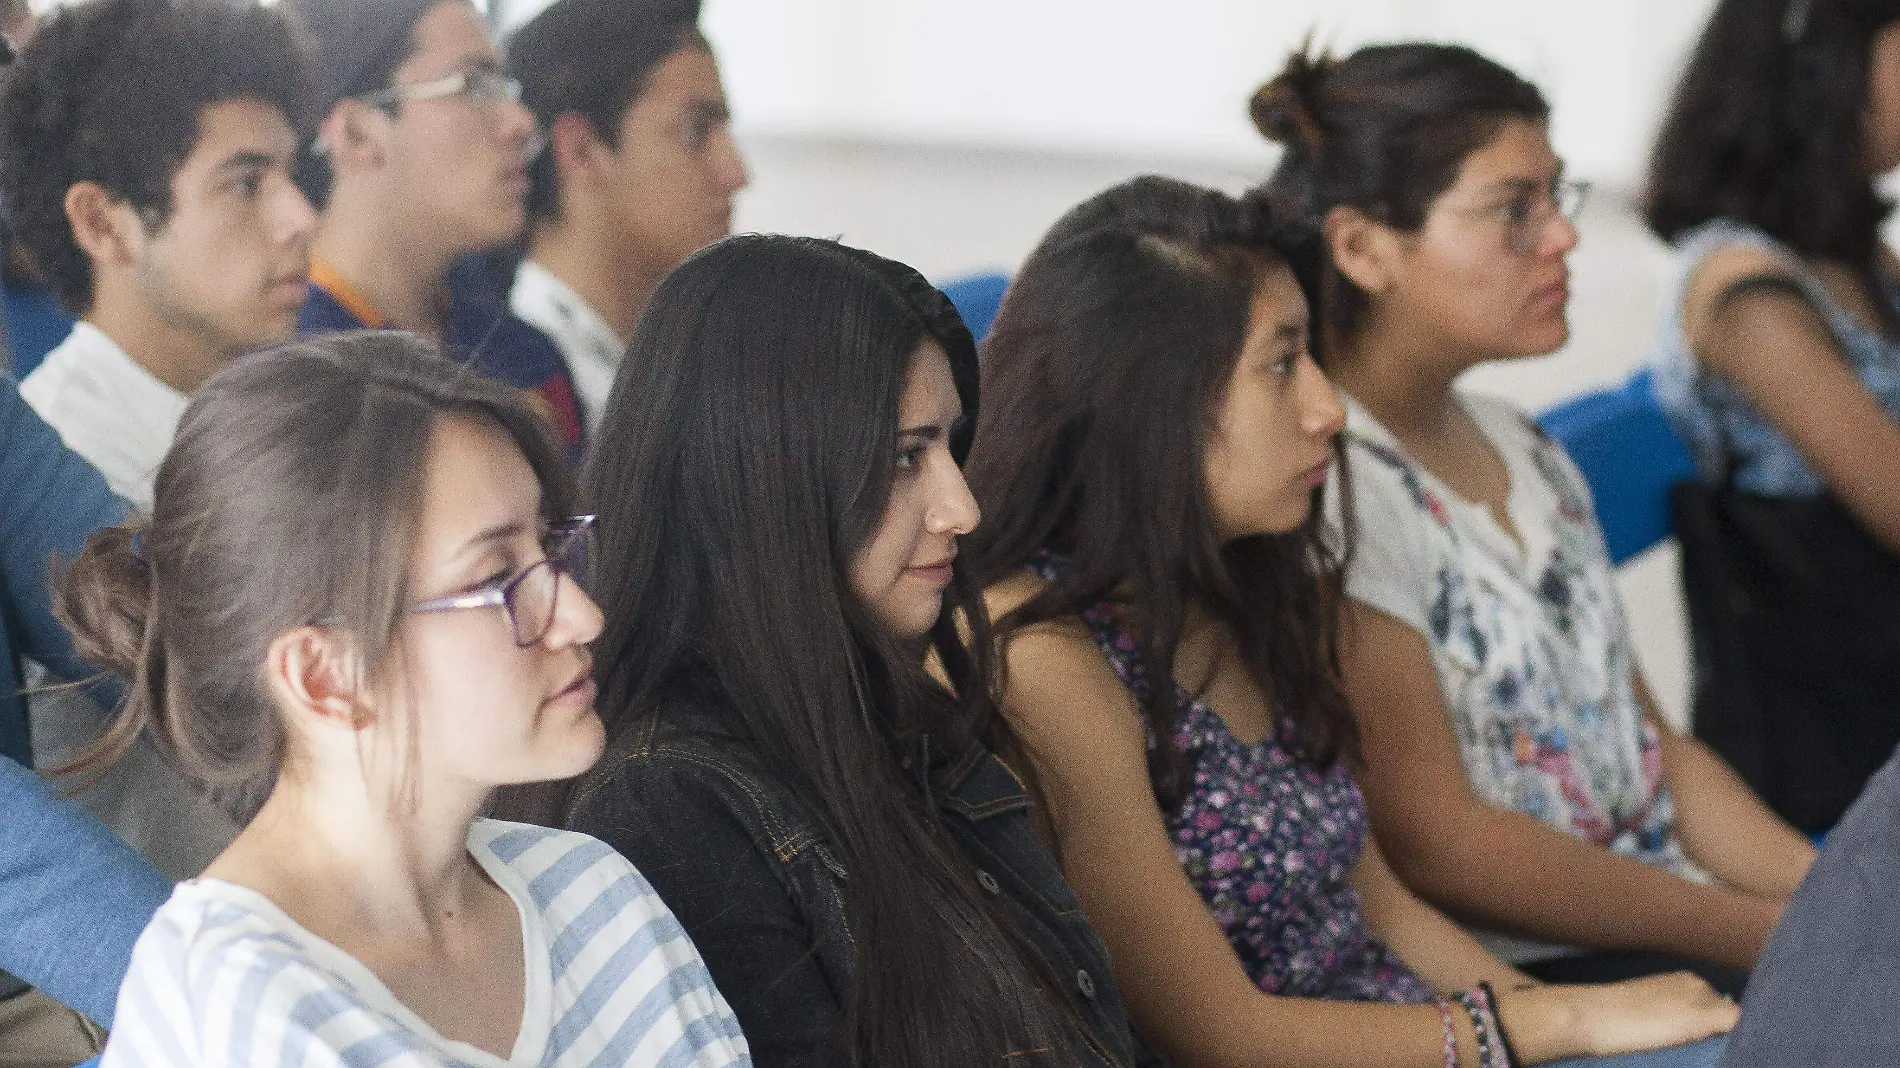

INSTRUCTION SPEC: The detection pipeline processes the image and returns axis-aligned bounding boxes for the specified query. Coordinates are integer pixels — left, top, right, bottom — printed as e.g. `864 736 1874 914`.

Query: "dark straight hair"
1645 0 1900 272
964 176 1355 813
1250 41 1549 342
508 0 708 222
571 234 1082 1068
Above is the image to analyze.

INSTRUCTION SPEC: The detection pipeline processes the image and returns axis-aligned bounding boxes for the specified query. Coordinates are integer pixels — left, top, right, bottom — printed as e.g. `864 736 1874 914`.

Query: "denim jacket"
568 697 1162 1068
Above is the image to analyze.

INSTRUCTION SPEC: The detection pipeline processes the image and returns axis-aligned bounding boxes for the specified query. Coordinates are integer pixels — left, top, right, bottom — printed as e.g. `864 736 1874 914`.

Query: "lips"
547 662 595 707
1302 458 1332 488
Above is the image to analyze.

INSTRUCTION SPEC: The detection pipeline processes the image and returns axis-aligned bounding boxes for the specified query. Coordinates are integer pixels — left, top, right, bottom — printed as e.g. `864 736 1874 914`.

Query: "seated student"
68 332 748 1068
558 234 1160 1068
0 379 169 1066
506 0 748 436
0 0 317 881
1247 44 1815 989
966 175 1736 1068
1645 0 1900 832
0 0 316 512
288 0 585 457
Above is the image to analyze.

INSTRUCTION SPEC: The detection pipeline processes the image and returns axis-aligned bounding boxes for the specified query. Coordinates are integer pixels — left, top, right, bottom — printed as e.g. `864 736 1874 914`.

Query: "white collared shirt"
21 321 189 513
509 260 625 437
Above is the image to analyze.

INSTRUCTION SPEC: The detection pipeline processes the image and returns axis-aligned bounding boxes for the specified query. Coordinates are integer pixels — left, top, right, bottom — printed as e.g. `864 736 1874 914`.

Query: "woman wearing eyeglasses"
1251 43 1814 993
66 331 749 1068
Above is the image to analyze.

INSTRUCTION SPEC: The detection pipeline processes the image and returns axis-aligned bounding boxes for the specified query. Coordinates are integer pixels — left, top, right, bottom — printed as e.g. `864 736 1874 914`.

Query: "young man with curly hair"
0 0 317 512
505 0 747 435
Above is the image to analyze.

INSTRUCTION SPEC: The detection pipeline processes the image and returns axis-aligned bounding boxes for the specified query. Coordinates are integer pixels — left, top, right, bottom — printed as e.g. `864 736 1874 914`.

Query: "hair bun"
54 523 155 681
1250 47 1336 156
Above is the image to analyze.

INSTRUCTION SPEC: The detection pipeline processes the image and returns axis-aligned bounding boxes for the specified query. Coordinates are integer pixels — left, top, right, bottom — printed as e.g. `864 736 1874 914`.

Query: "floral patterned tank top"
1029 554 1432 1004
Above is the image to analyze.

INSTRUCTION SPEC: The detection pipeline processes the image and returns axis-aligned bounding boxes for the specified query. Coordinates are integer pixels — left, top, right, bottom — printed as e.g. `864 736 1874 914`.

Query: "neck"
83 294 230 396
240 762 491 940
526 218 659 342
1325 309 1468 440
313 186 459 339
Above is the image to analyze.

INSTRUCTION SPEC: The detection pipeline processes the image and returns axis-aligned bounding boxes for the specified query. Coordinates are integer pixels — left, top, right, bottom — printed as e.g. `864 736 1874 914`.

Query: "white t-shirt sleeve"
1335 436 1438 638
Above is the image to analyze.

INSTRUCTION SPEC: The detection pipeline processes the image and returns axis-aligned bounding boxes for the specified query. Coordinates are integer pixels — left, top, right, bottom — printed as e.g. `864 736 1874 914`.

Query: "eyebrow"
897 413 969 440
450 519 529 562
1272 321 1308 342
687 99 732 123
213 150 287 176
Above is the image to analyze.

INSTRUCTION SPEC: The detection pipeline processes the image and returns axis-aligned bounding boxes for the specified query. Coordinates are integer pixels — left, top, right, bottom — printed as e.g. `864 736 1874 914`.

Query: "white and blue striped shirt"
99 819 752 1067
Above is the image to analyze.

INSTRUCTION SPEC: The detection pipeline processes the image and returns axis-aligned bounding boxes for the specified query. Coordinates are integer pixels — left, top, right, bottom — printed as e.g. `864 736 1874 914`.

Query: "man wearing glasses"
290 0 584 459
506 0 749 438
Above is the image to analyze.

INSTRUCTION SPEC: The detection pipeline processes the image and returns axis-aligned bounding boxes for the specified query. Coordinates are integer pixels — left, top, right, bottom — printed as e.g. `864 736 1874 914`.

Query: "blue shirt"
298 256 584 461
1651 218 1900 496
0 374 126 763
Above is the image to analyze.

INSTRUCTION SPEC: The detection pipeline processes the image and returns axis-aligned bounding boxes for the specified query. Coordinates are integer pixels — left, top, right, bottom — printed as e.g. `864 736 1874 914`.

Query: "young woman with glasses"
62 331 749 1067
1250 43 1814 993
968 174 1735 1068
545 234 1161 1068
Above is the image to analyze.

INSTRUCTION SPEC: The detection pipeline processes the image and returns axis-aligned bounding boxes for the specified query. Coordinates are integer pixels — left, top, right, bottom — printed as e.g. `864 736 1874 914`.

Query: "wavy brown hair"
964 176 1355 812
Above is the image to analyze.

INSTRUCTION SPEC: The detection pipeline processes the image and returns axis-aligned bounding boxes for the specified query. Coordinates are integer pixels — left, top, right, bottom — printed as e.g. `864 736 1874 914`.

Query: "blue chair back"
939 272 1010 343
1535 369 1697 565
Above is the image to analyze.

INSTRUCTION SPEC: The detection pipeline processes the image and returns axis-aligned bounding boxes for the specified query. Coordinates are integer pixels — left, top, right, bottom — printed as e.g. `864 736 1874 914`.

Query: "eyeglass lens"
504 525 592 646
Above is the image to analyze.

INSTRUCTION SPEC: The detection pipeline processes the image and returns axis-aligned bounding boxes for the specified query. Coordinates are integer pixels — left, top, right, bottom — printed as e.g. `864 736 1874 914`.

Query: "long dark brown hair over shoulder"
569 234 1082 1068
964 176 1355 813
1645 0 1900 272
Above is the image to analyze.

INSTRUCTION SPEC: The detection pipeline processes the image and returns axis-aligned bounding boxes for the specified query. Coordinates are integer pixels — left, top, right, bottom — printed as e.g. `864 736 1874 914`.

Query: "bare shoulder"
981 574 1145 759
1681 245 1800 335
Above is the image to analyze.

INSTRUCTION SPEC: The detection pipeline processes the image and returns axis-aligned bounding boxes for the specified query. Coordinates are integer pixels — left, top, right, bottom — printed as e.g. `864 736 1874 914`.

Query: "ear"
318 99 389 176
63 181 143 269
547 112 609 199
1322 204 1400 298
264 625 372 736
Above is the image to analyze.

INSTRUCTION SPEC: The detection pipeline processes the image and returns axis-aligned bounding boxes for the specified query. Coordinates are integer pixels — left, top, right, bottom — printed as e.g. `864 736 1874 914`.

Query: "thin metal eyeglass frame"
363 69 523 112
409 514 595 648
1502 179 1592 255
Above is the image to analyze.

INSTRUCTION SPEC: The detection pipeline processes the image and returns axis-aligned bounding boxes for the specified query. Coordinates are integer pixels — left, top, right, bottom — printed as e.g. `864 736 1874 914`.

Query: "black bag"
1673 481 1900 833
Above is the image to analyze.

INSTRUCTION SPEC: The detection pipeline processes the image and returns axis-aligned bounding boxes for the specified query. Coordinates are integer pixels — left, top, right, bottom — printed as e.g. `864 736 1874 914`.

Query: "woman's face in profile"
1389 118 1578 363
1202 264 1345 541
847 340 980 640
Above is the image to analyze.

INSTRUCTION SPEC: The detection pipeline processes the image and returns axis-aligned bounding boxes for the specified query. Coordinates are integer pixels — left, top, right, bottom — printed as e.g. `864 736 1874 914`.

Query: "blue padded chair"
1536 369 1698 565
939 271 1010 343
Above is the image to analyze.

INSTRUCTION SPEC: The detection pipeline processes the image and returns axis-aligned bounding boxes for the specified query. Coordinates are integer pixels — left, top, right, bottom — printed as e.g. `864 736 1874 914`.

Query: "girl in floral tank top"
1030 552 1429 1003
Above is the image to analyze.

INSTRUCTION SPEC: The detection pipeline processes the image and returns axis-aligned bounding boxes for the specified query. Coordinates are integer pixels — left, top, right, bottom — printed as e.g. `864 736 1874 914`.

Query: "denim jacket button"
976 869 1001 895
1076 969 1096 999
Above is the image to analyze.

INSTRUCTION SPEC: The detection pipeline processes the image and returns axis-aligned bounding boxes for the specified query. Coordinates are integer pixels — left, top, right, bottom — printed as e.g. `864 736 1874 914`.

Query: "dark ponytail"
1250 42 1549 341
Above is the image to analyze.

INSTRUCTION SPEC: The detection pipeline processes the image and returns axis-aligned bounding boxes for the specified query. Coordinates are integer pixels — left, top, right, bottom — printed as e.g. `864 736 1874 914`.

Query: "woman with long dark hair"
563 234 1157 1068
967 174 1735 1068
1645 0 1900 833
63 332 747 1067
1250 42 1814 993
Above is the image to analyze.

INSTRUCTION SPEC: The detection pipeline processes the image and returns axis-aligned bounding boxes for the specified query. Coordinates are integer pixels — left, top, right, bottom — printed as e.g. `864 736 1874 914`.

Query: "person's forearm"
0 756 169 1025
1385 804 1780 970
1658 729 1815 901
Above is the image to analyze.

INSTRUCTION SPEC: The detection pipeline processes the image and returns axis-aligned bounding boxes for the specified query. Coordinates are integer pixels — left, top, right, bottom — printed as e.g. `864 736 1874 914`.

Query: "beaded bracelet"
1434 998 1459 1068
1452 989 1499 1068
1478 982 1522 1068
